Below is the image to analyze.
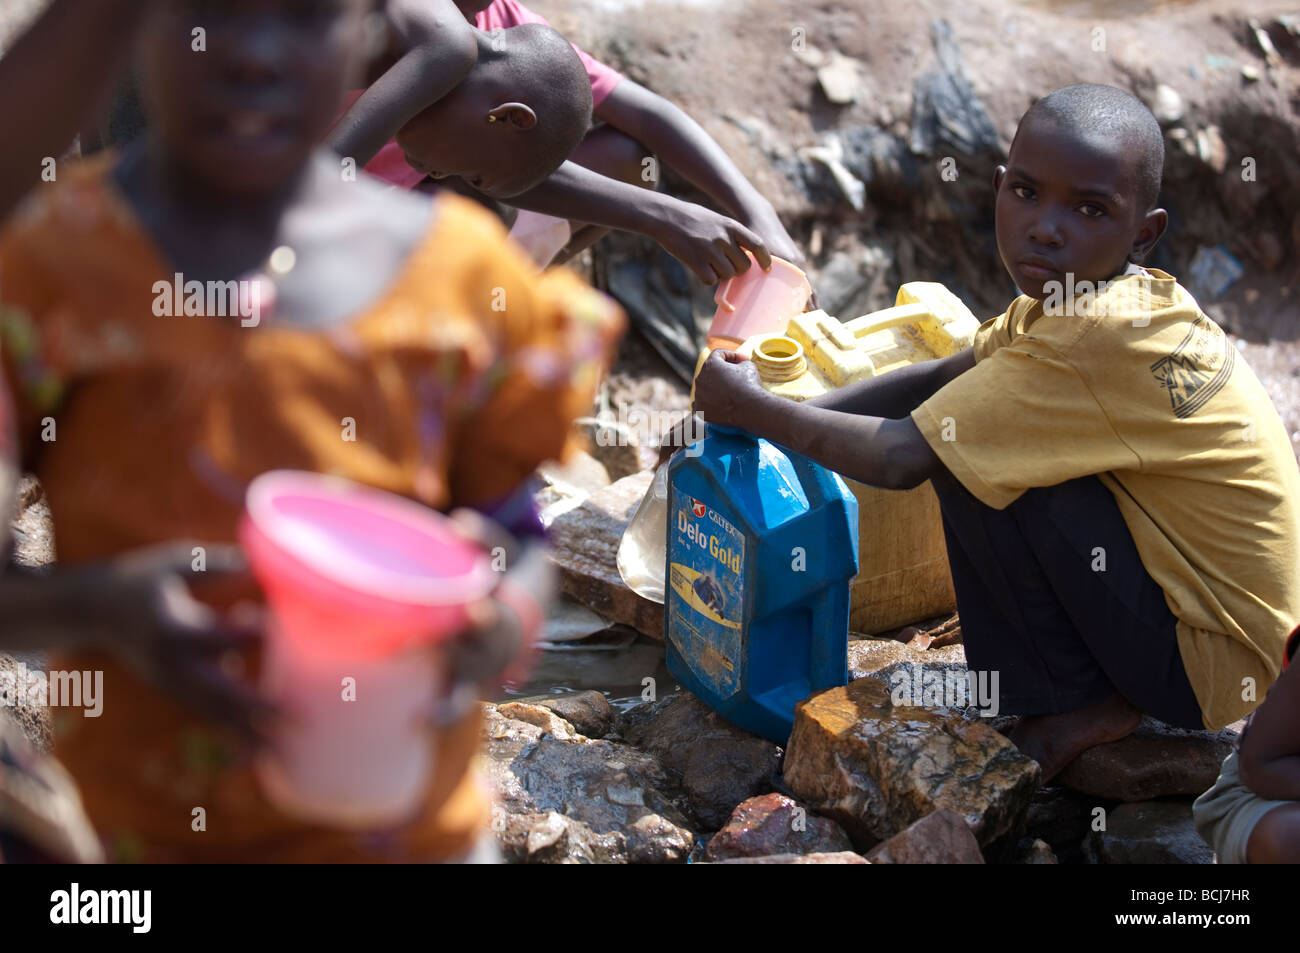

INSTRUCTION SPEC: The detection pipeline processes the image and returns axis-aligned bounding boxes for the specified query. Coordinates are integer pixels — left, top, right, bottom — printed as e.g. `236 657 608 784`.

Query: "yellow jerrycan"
696 281 979 633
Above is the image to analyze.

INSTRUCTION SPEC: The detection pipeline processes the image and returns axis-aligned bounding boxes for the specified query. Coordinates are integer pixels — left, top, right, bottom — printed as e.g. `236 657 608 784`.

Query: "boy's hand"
656 412 705 467
649 203 772 283
76 543 274 744
743 203 804 269
692 349 767 431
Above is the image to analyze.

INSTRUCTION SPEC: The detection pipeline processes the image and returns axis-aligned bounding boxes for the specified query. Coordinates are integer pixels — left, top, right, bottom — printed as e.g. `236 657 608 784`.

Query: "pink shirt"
355 1 623 189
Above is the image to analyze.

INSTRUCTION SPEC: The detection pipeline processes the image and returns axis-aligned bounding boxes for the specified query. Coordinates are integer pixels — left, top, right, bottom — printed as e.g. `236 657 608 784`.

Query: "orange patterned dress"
0 157 624 861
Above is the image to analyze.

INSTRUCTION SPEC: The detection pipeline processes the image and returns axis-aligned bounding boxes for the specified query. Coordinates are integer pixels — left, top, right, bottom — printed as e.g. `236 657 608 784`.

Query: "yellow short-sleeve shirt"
912 268 1300 729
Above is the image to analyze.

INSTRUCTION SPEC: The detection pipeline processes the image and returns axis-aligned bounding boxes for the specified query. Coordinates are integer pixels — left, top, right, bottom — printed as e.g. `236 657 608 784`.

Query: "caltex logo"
692 499 707 518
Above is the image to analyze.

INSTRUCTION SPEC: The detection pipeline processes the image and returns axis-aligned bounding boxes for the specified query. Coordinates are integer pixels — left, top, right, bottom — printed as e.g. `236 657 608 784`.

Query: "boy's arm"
327 0 477 167
0 0 154 221
1238 657 1300 801
806 348 976 419
693 350 943 489
594 80 802 265
508 160 772 282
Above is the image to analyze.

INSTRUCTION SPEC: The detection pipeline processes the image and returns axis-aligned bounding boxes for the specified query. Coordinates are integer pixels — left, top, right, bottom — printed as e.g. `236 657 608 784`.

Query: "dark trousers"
931 470 1204 729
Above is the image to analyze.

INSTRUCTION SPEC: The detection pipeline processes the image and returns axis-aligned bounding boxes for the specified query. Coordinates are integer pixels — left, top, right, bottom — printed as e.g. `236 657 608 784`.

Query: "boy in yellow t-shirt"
693 84 1300 782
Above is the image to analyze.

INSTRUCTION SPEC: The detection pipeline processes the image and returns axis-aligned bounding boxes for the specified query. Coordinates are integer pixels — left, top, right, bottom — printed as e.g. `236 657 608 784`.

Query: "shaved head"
1015 84 1165 211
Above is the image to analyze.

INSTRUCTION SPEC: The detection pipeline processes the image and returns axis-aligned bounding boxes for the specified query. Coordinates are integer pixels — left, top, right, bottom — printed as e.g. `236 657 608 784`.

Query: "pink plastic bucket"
240 471 495 828
707 253 812 349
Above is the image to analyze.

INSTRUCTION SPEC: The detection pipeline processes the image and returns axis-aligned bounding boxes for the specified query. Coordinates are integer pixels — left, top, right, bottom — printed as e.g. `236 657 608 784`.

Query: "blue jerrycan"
664 424 859 744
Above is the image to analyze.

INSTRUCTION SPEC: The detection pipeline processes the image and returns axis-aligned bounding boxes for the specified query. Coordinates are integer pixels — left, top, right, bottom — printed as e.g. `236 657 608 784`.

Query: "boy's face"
395 92 553 200
993 117 1165 301
137 0 374 195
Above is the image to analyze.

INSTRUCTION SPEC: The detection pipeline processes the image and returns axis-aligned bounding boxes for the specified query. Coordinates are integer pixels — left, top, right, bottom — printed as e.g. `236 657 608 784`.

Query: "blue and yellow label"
667 488 745 699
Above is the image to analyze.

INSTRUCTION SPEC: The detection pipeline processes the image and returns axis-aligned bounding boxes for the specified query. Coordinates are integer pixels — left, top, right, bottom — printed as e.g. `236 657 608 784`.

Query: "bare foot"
1009 692 1141 784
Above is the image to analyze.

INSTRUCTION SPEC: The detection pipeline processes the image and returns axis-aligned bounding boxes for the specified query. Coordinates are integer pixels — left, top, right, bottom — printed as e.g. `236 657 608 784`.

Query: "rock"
1248 16 1283 68
1024 785 1100 858
546 470 664 639
1241 63 1262 82
706 793 854 861
619 693 782 829
713 851 869 864
891 613 962 650
540 598 614 643
10 475 55 569
1253 231 1285 272
537 449 610 497
1016 837 1058 864
535 451 610 528
810 242 892 321
800 136 867 212
0 654 50 751
848 638 968 692
493 809 626 863
1056 718 1237 802
908 20 1000 159
1084 800 1213 865
574 416 645 482
1148 83 1184 126
482 704 695 863
495 702 584 740
783 677 1039 848
1195 125 1228 174
865 808 985 864
512 690 617 738
848 638 967 675
817 52 863 105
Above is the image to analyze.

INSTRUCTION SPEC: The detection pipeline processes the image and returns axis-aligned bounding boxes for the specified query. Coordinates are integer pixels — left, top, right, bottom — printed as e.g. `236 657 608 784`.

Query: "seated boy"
692 84 1300 781
1195 625 1300 863
334 0 794 281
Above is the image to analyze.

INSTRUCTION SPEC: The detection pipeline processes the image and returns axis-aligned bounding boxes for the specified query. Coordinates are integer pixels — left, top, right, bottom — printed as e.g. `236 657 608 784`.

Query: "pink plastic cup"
707 252 812 349
239 470 496 829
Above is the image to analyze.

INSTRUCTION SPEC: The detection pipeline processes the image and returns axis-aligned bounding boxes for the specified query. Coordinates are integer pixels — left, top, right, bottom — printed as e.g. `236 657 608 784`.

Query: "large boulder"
482 703 695 863
783 677 1039 849
706 793 853 861
619 693 782 830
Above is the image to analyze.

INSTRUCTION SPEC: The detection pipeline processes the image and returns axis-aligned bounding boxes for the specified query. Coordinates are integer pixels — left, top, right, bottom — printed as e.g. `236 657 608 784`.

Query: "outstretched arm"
0 0 155 221
327 0 476 167
594 80 802 265
508 160 772 283
692 350 945 489
806 348 976 419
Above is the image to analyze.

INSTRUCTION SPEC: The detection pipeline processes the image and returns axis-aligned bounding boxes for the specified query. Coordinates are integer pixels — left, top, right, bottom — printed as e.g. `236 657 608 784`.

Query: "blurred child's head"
135 0 381 196
994 84 1168 301
453 0 495 20
394 24 592 199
